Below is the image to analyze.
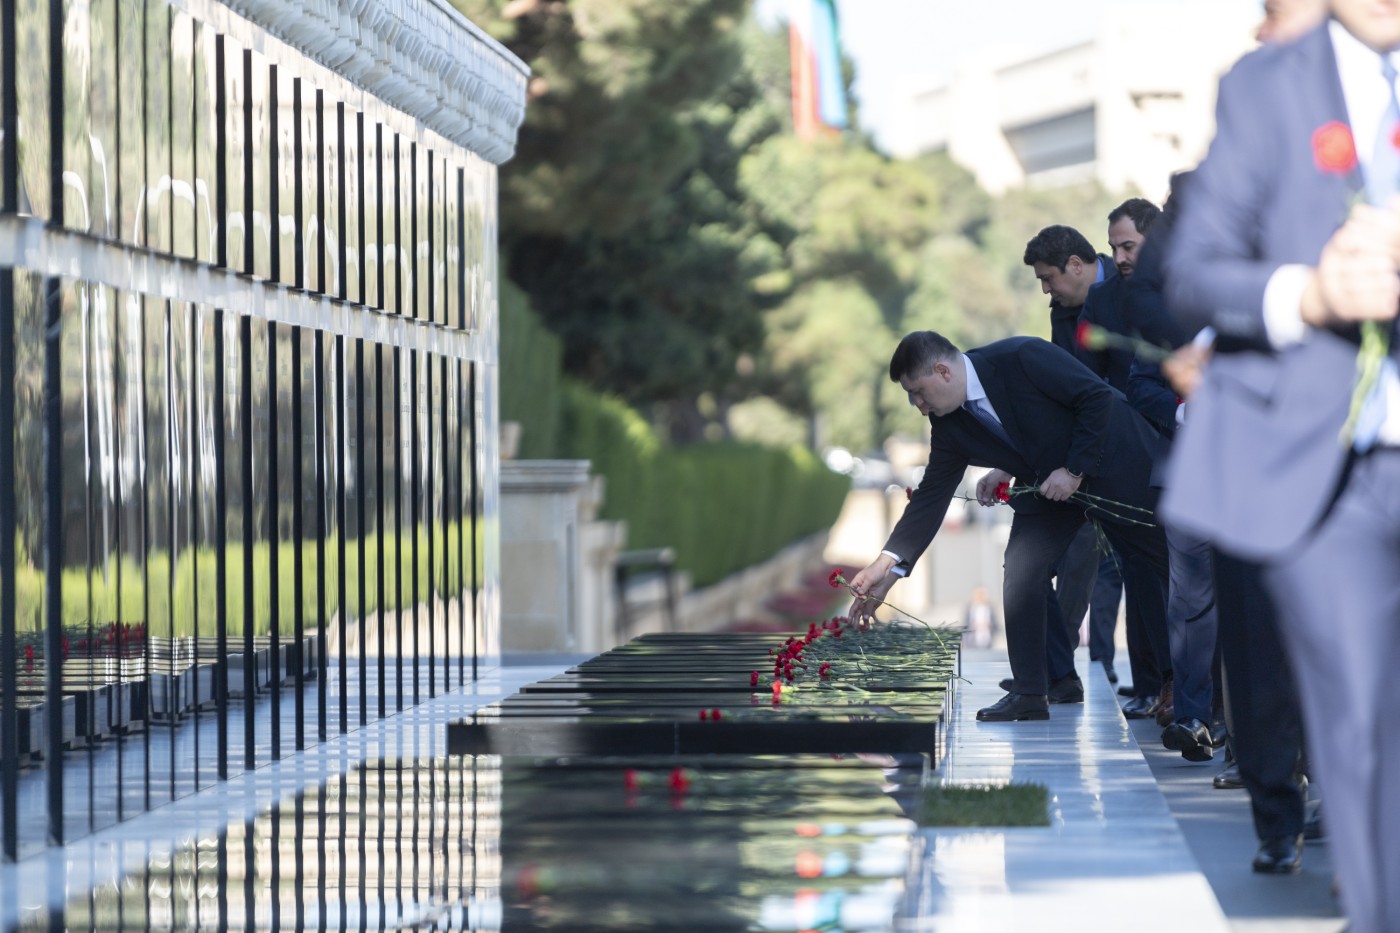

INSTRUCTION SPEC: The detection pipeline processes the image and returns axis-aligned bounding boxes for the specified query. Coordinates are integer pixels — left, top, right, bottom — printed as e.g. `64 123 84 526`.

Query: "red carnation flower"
711 708 722 720
904 486 913 501
1312 121 1358 175
750 670 759 687
995 481 1011 503
699 709 708 720
1076 320 1106 350
827 568 845 588
623 768 639 792
669 767 690 793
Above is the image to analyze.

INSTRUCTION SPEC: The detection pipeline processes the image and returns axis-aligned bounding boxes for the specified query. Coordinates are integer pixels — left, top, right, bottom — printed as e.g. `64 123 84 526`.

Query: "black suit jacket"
1078 276 1135 392
885 337 1165 568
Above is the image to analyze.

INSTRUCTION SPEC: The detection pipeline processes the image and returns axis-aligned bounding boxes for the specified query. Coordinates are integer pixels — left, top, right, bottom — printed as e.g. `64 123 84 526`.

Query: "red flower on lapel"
1312 121 1358 175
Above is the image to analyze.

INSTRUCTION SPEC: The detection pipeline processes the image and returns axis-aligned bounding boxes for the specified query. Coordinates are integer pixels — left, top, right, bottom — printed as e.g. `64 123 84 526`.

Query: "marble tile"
897 657 1229 932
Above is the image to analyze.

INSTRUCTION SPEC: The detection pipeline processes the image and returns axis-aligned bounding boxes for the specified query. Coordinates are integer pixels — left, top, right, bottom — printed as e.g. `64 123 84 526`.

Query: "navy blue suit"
1165 21 1400 930
886 337 1169 697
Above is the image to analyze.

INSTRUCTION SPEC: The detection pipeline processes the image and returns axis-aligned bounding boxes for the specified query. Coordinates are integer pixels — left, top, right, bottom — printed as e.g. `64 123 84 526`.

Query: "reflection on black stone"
48 754 921 931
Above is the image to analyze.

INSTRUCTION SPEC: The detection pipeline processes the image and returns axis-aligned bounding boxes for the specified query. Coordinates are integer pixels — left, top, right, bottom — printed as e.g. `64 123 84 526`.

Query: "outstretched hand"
847 558 899 623
976 468 1013 506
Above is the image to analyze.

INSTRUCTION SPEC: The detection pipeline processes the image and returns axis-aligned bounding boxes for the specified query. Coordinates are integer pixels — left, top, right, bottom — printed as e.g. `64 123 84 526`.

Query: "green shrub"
499 279 563 459
12 519 485 639
560 382 849 588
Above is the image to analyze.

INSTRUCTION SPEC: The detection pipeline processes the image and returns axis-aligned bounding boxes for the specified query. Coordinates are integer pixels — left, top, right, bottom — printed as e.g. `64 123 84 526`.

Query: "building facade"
0 0 526 859
891 1 1259 198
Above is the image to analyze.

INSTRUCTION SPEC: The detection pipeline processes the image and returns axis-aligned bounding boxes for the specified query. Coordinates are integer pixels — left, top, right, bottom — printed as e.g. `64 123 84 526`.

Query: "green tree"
449 1 786 441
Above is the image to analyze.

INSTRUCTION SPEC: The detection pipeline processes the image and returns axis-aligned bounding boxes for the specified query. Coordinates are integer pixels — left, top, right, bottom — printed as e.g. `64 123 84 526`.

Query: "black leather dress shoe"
1048 672 1084 704
1122 695 1156 719
1161 717 1214 762
1208 719 1229 749
977 692 1050 722
1213 761 1244 789
1252 834 1303 874
1101 660 1118 684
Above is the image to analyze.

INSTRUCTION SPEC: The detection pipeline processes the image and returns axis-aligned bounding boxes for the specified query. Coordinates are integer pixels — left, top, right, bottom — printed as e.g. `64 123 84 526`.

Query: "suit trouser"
1120 552 1169 697
1164 523 1217 724
1213 549 1304 845
1262 449 1400 933
1039 523 1099 682
1003 506 1169 697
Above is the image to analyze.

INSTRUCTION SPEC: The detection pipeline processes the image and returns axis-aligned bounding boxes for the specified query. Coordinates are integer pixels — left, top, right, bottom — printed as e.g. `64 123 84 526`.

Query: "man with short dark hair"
846 332 1171 724
1024 224 1115 354
1077 199 1175 722
1020 225 1121 703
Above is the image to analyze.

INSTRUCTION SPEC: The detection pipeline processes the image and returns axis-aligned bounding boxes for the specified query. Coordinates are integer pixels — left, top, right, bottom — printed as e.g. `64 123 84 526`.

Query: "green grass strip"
919 783 1050 827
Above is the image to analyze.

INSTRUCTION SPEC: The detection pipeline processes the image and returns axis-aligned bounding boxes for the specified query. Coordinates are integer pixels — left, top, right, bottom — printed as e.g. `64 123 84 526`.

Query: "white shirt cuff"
1262 264 1310 347
880 549 902 564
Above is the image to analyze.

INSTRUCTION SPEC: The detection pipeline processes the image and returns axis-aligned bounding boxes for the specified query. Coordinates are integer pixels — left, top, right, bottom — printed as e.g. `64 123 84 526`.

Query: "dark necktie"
962 399 1017 452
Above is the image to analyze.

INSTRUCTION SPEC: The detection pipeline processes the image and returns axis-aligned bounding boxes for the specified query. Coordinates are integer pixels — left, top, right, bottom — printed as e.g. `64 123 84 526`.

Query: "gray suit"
1165 22 1400 931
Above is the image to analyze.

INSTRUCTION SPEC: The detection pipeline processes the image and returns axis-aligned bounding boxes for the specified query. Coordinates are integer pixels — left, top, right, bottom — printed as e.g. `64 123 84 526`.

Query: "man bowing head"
846 331 1170 724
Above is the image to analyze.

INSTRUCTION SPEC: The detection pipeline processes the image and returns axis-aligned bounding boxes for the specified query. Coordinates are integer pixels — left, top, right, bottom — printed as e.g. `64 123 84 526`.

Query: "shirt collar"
962 354 987 405
1094 256 1106 284
1330 18 1400 173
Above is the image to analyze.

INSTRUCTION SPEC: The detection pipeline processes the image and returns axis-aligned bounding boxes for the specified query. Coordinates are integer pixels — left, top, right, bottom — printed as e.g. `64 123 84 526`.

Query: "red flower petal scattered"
1312 121 1358 175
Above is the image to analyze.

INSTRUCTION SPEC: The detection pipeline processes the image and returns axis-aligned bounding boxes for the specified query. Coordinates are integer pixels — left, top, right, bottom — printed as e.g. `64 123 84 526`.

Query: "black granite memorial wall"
0 0 526 859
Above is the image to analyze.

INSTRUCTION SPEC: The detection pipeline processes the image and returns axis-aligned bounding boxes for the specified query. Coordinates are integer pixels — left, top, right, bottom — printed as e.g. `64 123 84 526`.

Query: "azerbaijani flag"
789 0 848 139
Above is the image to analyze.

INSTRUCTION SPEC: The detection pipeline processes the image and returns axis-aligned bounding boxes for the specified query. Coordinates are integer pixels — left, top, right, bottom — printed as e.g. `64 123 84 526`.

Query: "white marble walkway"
899 653 1230 932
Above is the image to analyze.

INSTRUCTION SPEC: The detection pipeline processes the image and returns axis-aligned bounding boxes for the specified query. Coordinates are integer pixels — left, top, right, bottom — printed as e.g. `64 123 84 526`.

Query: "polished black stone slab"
449 630 957 760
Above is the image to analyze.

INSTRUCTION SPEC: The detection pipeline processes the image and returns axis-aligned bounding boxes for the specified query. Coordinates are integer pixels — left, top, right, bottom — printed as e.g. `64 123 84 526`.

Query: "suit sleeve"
1076 291 1112 379
1015 341 1114 478
882 426 968 569
1164 58 1280 345
1127 358 1178 438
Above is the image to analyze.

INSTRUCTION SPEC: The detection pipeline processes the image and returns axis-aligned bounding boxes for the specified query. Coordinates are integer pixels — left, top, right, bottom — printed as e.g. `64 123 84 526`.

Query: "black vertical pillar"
42 0 64 847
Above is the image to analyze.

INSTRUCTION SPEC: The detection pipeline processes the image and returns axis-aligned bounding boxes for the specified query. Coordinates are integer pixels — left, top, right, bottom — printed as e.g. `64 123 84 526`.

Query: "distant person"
1164 1 1400 922
962 585 999 649
845 331 1170 724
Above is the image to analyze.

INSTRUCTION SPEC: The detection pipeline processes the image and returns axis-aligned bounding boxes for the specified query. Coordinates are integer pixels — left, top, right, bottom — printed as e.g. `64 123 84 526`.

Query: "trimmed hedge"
498 278 563 459
11 521 483 638
558 381 850 588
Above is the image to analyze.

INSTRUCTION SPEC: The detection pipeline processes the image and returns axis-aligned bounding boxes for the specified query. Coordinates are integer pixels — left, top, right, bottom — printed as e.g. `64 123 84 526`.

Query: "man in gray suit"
1164 3 1400 928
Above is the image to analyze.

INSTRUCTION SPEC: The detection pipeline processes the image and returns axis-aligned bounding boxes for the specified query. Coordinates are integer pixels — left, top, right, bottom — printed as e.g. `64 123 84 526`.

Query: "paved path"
901 649 1347 932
